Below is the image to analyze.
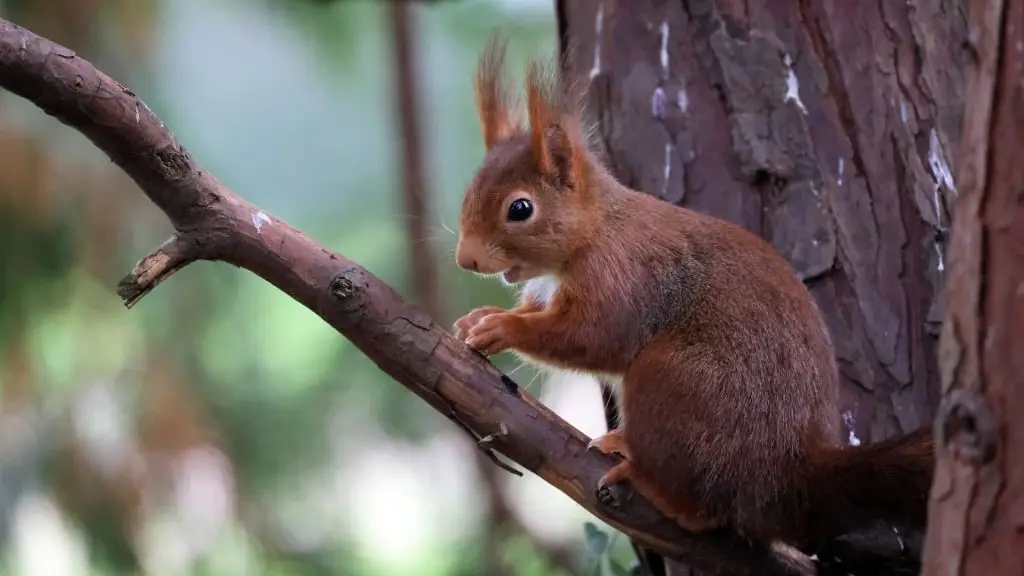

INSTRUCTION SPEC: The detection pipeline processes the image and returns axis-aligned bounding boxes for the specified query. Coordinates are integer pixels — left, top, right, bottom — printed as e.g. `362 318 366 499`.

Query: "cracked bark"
921 0 1024 572
557 0 965 574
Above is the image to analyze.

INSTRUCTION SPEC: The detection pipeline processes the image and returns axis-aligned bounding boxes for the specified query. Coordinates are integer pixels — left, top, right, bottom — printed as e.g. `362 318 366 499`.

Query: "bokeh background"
0 0 638 574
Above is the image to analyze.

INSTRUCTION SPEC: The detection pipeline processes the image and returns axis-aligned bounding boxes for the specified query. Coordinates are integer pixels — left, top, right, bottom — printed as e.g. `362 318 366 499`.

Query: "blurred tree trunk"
556 0 965 573
921 0 1024 573
387 5 577 574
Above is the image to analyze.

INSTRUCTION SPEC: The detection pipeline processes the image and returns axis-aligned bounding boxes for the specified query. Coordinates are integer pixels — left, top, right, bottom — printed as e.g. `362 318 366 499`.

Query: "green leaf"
583 522 610 556
607 559 632 576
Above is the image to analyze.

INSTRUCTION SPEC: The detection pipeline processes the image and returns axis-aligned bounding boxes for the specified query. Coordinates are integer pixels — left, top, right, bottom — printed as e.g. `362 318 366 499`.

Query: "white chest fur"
521 274 560 306
515 275 626 406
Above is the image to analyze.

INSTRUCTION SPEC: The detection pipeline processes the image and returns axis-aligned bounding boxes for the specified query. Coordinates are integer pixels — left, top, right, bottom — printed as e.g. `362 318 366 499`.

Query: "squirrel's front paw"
465 312 519 356
453 306 505 341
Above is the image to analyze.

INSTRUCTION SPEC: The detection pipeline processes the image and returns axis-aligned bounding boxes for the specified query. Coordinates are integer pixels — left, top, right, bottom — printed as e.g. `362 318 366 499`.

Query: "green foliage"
584 522 610 556
262 0 368 70
0 211 77 354
581 522 640 576
502 532 574 576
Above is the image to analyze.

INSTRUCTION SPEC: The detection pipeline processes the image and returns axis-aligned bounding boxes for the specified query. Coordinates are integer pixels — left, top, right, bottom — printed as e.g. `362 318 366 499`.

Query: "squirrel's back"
575 187 845 541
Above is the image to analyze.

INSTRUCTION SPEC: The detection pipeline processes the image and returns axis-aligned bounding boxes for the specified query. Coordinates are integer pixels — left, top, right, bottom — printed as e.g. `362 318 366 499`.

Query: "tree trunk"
921 0 1024 573
556 0 966 572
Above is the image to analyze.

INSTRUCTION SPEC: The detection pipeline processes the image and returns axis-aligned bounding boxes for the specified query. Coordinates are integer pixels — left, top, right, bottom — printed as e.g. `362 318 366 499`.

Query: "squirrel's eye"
507 198 534 222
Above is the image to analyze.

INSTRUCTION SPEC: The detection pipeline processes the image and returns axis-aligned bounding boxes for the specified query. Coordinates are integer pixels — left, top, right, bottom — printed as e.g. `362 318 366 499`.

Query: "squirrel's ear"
537 122 575 185
474 34 519 150
526 57 582 188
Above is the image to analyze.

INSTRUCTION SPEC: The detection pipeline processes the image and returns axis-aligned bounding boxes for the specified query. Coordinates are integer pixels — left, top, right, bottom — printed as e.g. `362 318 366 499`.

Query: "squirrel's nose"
455 238 480 271
457 253 478 272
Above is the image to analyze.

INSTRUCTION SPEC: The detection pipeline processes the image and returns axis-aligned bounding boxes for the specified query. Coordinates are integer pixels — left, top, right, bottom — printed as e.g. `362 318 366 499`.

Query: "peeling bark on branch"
0 17 821 576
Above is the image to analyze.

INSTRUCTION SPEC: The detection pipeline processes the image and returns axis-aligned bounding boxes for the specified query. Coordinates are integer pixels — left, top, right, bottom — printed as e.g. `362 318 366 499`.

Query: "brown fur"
473 35 519 151
453 35 935 552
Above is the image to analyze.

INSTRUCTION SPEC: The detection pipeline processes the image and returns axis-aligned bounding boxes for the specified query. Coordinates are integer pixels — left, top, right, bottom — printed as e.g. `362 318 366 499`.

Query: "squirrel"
451 36 935 553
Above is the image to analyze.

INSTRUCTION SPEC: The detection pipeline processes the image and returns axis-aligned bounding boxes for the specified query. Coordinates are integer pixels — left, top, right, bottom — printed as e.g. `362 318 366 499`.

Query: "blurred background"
0 0 637 574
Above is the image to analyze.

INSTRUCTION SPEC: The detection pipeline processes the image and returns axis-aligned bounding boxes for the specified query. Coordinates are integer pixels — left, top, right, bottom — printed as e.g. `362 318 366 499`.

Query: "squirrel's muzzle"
455 235 488 273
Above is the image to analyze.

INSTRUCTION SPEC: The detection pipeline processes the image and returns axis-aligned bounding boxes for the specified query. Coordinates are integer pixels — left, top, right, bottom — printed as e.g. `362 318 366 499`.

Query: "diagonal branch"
0 17 813 576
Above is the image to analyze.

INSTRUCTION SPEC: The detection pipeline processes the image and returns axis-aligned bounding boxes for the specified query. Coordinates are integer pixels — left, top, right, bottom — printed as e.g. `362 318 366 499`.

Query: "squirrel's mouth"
501 266 523 284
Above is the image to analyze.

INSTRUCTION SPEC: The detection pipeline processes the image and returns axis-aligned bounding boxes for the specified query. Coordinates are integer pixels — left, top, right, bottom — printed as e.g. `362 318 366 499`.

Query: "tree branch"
0 17 813 576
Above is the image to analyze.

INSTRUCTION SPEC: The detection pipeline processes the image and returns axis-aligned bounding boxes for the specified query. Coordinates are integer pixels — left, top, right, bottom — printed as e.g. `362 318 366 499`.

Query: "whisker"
522 368 544 393
506 360 529 377
388 212 430 221
387 214 457 234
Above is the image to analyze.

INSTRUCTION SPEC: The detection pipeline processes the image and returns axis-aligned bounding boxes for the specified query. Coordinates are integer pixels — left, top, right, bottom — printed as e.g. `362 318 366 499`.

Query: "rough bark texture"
556 0 966 573
921 0 1024 573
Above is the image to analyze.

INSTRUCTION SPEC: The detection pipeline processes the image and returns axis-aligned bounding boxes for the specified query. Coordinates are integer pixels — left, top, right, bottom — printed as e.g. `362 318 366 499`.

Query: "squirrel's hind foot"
591 431 637 511
598 458 634 488
596 459 636 511
587 428 632 459
599 463 728 534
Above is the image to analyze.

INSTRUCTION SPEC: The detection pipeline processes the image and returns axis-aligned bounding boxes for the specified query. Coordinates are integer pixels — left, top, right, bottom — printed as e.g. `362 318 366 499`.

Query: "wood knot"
330 275 356 299
936 389 997 466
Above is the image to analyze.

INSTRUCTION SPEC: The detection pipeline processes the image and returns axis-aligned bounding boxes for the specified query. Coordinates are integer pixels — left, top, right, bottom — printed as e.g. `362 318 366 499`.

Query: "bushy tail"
803 427 935 547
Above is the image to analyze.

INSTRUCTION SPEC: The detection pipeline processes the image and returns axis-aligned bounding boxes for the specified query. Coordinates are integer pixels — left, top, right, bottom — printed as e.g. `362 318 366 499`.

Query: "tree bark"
921 0 1024 573
556 0 966 573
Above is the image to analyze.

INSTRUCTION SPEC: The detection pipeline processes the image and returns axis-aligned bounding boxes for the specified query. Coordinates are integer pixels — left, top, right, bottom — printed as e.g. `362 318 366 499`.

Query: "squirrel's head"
455 36 595 286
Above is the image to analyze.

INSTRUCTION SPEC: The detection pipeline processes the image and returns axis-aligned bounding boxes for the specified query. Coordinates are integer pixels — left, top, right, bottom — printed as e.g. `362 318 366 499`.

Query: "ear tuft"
544 124 574 186
525 56 586 188
474 33 519 150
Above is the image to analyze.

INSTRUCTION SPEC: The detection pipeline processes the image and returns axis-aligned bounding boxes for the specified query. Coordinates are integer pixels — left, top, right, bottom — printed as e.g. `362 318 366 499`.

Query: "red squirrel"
452 37 934 552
